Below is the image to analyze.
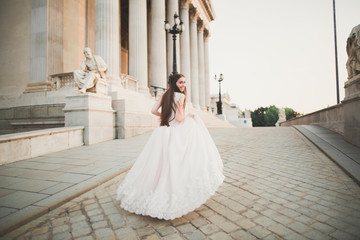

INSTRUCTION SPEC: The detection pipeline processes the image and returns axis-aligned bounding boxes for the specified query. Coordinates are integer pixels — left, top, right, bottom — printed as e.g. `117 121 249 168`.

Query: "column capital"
189 7 199 23
197 19 205 32
180 0 191 9
204 28 210 40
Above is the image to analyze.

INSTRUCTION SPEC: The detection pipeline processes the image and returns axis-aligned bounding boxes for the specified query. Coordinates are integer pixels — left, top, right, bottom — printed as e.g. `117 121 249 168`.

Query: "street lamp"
164 13 184 75
215 73 224 115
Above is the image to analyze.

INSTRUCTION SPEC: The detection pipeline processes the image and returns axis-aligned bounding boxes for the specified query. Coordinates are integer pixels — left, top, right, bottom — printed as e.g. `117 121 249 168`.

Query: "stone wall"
0 126 83 165
280 97 360 147
0 104 65 135
280 104 344 135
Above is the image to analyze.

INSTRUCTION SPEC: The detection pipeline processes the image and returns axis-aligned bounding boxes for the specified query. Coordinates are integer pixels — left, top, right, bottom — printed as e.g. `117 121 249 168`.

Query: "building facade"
0 0 217 139
0 0 214 110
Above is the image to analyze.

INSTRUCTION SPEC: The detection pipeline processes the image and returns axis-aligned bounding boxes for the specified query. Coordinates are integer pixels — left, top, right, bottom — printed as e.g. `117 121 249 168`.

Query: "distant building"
210 93 252 127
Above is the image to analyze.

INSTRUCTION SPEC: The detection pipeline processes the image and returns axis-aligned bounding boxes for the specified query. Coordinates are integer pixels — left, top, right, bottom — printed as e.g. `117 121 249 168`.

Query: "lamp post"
164 13 184 75
332 0 340 104
215 74 224 115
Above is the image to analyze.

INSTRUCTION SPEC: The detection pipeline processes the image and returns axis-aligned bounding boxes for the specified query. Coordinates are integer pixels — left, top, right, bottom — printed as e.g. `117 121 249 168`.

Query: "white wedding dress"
116 92 224 220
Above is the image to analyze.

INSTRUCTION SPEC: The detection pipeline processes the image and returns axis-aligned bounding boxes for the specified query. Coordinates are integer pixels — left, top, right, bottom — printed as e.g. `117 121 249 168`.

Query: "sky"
208 0 360 114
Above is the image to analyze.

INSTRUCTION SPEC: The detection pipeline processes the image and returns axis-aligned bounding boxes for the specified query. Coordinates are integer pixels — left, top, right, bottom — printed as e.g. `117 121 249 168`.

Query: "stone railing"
48 72 139 92
48 72 77 90
120 73 139 91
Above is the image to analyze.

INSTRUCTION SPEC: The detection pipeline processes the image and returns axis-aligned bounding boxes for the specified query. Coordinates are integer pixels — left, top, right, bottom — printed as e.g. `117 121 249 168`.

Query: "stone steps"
190 107 236 129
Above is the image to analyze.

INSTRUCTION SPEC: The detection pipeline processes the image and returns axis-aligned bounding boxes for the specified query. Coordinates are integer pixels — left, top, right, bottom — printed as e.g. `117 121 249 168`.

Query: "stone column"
204 29 210 109
189 8 199 108
25 0 63 93
95 0 121 87
166 0 180 76
149 0 167 92
129 0 148 93
180 0 191 102
197 21 205 109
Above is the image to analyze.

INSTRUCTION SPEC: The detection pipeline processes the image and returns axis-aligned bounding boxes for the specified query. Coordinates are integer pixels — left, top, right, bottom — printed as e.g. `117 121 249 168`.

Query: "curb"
0 166 132 237
293 126 360 186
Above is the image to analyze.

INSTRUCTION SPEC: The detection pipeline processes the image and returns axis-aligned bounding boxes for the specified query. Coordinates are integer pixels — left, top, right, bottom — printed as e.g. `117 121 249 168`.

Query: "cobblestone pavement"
3 127 360 240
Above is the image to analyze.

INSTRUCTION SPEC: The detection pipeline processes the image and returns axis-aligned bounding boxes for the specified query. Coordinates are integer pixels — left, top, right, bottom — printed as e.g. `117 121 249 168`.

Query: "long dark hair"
160 73 187 126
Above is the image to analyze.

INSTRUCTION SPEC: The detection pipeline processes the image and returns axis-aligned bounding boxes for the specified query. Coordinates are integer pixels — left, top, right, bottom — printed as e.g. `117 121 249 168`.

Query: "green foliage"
251 105 279 127
285 107 301 120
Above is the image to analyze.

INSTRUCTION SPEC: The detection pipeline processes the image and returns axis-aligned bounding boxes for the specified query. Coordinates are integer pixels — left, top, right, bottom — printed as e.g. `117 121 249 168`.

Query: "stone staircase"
190 107 236 129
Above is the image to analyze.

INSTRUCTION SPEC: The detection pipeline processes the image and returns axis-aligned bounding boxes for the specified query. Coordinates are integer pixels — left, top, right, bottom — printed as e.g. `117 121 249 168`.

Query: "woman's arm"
151 96 162 117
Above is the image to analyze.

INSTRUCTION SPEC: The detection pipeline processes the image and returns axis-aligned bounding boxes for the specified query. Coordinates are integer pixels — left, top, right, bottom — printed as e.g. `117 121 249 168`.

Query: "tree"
251 105 279 127
251 107 266 126
264 105 279 126
285 107 301 120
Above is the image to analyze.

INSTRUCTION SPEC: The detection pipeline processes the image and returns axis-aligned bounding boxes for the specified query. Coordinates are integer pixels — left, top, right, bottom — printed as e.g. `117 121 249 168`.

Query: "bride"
116 73 225 220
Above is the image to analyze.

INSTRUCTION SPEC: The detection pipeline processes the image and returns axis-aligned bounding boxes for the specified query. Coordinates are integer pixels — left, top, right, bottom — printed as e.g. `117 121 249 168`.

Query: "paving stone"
217 221 239 233
157 226 177 237
170 217 188 226
52 224 69 234
303 230 332 240
125 214 148 229
190 217 209 228
273 215 293 225
70 215 87 223
183 212 200 221
73 236 94 240
284 232 309 240
53 231 72 240
108 213 126 229
94 228 116 239
31 233 50 240
248 225 272 239
288 222 312 234
31 224 49 236
253 215 276 227
210 231 233 240
0 191 49 209
92 220 108 229
86 208 102 217
330 230 357 240
234 218 256 230
137 226 156 238
162 234 183 240
177 223 197 234
199 223 220 235
230 229 257 240
184 230 206 240
115 227 138 240
207 214 226 225
143 234 161 240
71 225 92 238
268 223 294 237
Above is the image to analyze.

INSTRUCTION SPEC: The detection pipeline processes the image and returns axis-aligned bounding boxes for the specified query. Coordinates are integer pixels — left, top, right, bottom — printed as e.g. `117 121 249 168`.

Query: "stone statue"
279 108 286 120
74 48 108 93
346 24 360 79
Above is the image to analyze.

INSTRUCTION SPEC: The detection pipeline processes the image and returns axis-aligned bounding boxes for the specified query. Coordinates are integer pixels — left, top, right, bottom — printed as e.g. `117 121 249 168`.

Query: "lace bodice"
169 92 185 125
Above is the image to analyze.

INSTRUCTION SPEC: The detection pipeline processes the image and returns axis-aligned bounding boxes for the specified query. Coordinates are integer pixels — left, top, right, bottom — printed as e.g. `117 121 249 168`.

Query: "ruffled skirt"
116 115 224 220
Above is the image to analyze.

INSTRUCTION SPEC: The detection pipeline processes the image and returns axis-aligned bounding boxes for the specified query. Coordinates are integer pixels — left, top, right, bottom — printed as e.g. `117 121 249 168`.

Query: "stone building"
0 0 215 139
